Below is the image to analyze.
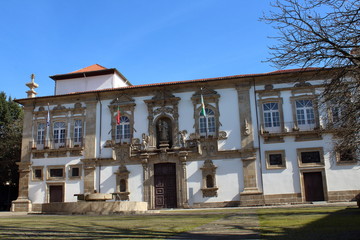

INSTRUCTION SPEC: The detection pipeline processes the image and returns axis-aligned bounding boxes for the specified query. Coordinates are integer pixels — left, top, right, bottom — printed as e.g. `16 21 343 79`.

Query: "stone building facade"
12 64 359 212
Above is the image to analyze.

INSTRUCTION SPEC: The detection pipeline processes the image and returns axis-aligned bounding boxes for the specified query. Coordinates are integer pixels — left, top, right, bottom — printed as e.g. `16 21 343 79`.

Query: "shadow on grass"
259 207 360 240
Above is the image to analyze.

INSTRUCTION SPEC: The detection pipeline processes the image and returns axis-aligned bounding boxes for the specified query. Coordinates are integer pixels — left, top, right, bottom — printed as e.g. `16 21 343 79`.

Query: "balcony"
260 121 323 142
30 138 84 158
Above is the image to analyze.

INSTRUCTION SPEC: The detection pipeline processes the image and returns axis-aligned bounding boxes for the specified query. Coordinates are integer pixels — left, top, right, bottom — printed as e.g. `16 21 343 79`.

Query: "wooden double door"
49 185 63 203
154 163 177 209
303 172 325 202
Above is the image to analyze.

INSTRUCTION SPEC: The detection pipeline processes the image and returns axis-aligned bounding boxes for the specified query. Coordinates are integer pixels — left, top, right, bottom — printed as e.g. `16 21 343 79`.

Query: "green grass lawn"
0 213 227 239
257 206 360 240
0 206 359 239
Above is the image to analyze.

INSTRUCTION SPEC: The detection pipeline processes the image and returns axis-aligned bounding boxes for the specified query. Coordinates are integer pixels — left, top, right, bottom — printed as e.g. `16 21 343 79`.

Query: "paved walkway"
168 209 260 239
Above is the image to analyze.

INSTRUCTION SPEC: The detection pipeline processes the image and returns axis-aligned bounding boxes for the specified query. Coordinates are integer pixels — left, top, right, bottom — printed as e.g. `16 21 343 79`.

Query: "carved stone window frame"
258 97 285 133
265 150 286 169
335 148 357 165
297 147 324 168
68 164 82 180
191 88 220 138
144 90 181 148
200 159 218 197
32 166 44 181
47 165 66 181
290 94 320 131
109 95 136 145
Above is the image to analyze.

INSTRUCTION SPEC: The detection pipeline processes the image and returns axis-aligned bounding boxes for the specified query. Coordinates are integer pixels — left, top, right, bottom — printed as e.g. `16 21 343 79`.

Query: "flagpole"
200 88 208 138
46 103 50 148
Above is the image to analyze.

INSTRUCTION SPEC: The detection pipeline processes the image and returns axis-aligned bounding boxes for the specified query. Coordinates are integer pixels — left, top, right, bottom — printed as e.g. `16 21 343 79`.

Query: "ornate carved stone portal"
144 89 180 149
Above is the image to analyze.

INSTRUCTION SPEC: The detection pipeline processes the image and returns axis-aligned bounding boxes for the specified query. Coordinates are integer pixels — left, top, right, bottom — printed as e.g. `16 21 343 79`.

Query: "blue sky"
0 0 278 100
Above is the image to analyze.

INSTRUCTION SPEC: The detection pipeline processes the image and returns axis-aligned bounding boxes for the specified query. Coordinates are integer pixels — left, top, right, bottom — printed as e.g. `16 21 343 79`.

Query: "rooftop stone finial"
26 73 39 98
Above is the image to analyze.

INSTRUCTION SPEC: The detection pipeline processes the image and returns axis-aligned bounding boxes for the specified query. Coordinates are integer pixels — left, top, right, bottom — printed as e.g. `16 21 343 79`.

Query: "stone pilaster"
84 100 97 159
236 83 254 149
11 162 32 212
140 154 151 208
82 159 97 194
81 100 98 194
12 104 34 212
178 151 188 208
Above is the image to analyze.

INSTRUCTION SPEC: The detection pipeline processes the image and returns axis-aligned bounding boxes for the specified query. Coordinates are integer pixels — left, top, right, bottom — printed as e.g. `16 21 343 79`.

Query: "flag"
116 106 121 125
200 94 206 117
46 103 50 127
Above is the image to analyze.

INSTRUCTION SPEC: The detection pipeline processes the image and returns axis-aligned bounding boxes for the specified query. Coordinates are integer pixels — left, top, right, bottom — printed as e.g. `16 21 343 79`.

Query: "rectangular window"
263 102 280 131
72 167 79 177
297 148 324 167
53 122 66 148
301 151 321 164
265 150 286 169
37 123 45 145
74 119 82 145
295 100 315 129
32 167 43 181
337 149 356 164
50 168 64 178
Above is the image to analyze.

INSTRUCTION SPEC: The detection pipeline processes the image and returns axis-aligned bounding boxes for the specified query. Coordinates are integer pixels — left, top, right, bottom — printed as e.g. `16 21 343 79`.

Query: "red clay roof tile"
70 64 107 73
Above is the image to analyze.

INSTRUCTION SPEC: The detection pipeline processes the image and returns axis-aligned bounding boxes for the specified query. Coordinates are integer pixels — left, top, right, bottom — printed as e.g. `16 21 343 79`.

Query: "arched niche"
156 116 173 148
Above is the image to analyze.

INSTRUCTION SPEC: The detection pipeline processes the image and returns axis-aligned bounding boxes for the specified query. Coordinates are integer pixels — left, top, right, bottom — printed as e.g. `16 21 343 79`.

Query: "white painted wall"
186 159 243 206
55 73 129 95
29 157 84 203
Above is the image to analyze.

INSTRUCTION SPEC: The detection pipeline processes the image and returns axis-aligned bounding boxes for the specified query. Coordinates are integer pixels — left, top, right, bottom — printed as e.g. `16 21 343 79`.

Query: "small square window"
32 167 43 181
265 150 286 169
69 165 82 179
35 169 42 179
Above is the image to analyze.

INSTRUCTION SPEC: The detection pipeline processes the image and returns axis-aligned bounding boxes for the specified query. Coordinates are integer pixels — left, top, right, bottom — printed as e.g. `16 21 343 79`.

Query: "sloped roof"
70 64 107 73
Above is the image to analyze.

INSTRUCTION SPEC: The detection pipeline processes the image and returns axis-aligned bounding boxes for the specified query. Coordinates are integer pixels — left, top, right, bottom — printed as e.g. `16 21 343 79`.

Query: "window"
295 100 315 129
199 108 216 136
115 116 131 143
301 151 321 163
50 168 63 178
265 150 286 169
119 179 127 192
69 165 82 179
337 148 356 164
297 148 324 167
47 166 65 180
36 123 45 145
53 122 66 148
206 175 214 188
73 120 82 146
32 167 43 181
263 102 280 131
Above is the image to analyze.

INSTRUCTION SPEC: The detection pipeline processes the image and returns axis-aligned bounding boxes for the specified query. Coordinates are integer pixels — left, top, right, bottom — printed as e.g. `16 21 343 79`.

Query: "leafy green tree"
0 92 23 186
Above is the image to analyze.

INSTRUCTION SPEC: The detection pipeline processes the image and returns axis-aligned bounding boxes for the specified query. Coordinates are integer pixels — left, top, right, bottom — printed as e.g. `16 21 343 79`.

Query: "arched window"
199 108 216 136
116 116 131 143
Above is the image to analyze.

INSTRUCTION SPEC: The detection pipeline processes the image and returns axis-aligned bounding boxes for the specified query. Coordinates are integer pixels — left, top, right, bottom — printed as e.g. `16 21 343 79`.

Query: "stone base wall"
240 193 265 206
264 193 302 205
191 201 240 208
11 199 32 212
328 190 359 202
40 201 148 214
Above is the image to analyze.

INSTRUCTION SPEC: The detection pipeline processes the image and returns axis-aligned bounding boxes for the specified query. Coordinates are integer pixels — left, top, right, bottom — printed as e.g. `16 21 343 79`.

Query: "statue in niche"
158 120 169 141
179 130 187 148
141 133 150 150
